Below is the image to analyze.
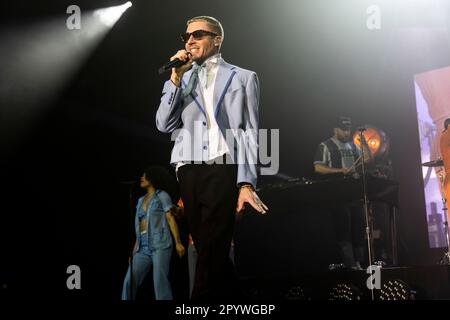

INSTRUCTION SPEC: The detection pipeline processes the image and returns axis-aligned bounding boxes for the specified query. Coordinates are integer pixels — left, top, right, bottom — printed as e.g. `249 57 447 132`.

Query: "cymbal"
422 159 444 167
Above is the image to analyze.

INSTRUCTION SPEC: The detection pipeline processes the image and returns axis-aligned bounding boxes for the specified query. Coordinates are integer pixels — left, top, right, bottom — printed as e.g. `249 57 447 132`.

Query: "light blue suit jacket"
156 60 260 187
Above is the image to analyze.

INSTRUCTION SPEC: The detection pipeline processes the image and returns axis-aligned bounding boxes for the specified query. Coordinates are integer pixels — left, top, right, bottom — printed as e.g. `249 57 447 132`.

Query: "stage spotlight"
284 285 308 300
352 125 390 159
0 2 133 154
94 2 133 27
378 279 415 300
329 283 361 300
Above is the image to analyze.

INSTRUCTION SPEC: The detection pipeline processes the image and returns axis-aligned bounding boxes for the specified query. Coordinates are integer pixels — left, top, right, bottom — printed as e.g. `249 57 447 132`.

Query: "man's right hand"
341 167 352 175
170 50 193 87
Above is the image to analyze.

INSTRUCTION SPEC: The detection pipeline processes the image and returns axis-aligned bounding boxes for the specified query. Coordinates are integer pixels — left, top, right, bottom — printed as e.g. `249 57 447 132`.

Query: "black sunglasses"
180 30 218 43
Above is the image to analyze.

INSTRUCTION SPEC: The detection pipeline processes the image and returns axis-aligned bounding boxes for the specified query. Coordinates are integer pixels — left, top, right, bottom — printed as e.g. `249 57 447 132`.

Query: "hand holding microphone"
160 50 192 87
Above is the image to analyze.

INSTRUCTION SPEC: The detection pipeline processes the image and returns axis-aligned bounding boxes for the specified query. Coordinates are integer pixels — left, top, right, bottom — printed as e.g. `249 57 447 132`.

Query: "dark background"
1 0 450 300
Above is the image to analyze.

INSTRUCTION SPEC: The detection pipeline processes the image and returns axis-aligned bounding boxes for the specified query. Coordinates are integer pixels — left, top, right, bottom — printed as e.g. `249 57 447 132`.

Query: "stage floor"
239 265 450 300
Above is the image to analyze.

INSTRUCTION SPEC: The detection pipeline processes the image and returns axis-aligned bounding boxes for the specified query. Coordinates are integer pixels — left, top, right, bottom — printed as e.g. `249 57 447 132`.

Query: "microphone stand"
358 128 375 300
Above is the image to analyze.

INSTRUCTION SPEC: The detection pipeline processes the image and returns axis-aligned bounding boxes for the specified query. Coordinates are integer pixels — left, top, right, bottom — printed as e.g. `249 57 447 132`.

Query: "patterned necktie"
182 65 200 97
198 63 209 88
199 60 217 89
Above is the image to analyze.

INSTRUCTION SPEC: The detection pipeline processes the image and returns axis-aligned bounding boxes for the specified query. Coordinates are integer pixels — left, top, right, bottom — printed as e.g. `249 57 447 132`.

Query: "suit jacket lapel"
213 62 236 116
182 61 236 117
182 68 206 116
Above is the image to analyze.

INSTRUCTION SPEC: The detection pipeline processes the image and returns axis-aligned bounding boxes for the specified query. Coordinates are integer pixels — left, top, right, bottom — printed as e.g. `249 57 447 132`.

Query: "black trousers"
332 203 366 267
332 203 365 247
177 161 238 300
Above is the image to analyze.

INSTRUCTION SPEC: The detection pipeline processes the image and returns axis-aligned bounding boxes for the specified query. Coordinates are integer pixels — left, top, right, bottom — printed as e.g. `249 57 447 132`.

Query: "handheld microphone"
158 53 192 75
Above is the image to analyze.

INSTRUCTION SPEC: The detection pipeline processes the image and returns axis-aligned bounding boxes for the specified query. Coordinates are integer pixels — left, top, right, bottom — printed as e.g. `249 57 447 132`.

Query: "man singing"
156 16 267 300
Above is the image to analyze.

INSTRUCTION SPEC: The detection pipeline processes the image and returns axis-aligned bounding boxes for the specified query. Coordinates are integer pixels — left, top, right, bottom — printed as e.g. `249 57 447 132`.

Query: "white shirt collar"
194 53 223 69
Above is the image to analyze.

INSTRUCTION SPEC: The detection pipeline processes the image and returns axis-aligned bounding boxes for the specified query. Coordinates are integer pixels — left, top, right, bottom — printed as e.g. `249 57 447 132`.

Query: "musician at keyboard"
313 116 371 270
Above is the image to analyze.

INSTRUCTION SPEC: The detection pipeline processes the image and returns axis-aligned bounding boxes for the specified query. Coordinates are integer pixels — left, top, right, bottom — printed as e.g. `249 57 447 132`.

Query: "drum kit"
422 158 450 264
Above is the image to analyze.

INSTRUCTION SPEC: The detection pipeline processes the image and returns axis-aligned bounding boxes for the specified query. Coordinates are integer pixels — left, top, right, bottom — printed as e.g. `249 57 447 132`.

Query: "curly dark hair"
445 118 450 130
142 166 179 204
